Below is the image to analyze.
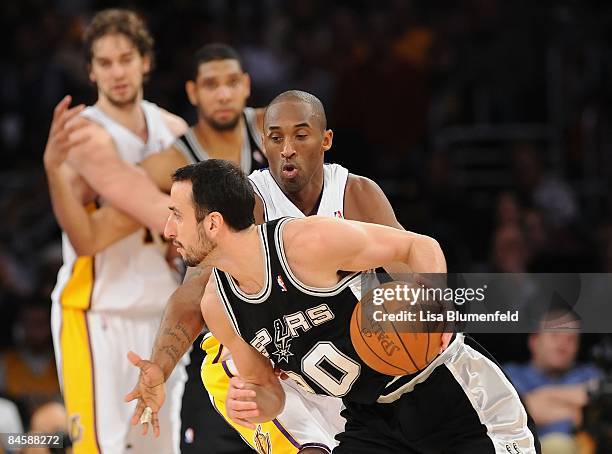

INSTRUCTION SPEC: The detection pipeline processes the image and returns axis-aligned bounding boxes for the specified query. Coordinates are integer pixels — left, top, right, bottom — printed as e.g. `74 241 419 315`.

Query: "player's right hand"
124 351 166 438
43 95 88 170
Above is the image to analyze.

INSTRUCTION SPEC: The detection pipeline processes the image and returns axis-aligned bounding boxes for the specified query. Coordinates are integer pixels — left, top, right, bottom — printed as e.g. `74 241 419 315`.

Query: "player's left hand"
124 351 166 438
226 376 259 429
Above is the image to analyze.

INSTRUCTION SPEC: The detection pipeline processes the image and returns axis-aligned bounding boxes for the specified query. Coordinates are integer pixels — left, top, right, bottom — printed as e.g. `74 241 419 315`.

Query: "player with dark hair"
162 158 542 453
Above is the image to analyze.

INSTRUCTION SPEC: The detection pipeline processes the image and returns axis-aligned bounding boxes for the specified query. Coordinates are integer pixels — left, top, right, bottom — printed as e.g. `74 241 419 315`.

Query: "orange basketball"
350 281 444 376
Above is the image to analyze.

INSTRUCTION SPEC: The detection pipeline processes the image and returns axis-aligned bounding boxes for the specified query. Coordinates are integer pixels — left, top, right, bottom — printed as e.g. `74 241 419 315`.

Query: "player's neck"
96 94 147 141
286 168 325 216
194 117 244 161
214 225 265 294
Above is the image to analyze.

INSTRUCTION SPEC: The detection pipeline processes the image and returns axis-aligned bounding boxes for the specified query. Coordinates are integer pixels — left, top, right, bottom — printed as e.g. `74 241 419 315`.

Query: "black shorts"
334 336 541 454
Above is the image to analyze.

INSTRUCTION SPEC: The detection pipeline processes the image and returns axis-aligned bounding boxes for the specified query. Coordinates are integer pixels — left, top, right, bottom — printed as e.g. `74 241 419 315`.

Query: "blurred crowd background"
1 0 612 450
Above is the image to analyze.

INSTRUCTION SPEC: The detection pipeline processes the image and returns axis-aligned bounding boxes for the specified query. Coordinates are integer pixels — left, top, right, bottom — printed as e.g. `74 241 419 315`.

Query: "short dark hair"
265 90 327 130
172 160 254 231
84 9 154 65
192 43 244 80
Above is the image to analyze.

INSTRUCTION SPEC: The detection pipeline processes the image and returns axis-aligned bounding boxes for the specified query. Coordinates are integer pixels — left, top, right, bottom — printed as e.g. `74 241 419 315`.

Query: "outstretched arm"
286 216 446 276
201 274 284 427
124 265 210 435
151 265 209 380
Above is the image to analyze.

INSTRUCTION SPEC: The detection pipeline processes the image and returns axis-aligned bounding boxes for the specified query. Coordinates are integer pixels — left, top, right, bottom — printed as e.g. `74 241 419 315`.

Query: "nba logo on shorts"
334 210 343 218
277 275 287 292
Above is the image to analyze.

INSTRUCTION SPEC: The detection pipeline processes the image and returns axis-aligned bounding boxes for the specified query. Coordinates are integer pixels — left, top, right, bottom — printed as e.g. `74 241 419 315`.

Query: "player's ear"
185 81 198 106
88 64 96 84
322 129 333 152
207 211 223 237
142 54 151 76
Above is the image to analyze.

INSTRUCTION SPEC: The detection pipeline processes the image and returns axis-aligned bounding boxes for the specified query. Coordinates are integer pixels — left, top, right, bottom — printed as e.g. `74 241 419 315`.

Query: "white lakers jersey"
51 101 179 314
249 163 349 220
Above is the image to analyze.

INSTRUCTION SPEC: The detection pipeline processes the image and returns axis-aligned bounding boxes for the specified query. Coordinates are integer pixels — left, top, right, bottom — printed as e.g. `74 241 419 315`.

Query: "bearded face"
180 221 217 267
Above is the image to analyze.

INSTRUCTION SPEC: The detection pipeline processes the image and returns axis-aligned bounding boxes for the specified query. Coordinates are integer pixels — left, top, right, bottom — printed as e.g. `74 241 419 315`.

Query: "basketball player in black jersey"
163 160 541 453
126 91 451 453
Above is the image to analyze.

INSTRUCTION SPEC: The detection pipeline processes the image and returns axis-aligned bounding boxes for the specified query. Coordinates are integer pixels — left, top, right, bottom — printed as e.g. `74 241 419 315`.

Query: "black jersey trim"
244 107 263 151
223 224 272 304
185 129 209 162
212 268 242 336
174 133 200 164
240 111 254 172
274 217 363 296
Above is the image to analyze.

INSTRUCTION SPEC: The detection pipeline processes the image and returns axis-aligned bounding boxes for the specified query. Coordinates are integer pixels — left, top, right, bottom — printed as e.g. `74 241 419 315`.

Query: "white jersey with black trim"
51 100 180 314
248 163 349 221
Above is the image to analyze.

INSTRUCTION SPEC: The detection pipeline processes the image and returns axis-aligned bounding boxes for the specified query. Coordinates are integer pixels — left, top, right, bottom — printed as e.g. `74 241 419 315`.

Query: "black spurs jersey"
213 217 397 404
173 107 267 172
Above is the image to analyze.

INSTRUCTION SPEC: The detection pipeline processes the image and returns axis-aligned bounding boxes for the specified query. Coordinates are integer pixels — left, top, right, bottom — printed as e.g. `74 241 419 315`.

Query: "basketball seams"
379 299 420 374
352 302 407 375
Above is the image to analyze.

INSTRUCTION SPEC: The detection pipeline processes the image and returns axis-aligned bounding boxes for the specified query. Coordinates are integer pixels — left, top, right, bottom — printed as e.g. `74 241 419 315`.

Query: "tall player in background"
43 9 187 454
57 42 268 454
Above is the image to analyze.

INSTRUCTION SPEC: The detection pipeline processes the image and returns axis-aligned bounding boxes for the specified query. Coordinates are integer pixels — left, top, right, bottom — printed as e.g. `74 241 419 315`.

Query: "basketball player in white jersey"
58 42 268 454
43 9 187 454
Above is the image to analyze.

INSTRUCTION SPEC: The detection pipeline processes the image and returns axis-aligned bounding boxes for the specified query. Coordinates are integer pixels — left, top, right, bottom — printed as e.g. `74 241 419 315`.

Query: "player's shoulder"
344 174 386 214
282 216 344 250
346 173 384 197
74 111 113 141
158 107 188 137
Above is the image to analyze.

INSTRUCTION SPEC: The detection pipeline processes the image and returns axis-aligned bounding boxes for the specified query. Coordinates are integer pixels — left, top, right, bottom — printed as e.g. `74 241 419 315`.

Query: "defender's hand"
124 351 166 437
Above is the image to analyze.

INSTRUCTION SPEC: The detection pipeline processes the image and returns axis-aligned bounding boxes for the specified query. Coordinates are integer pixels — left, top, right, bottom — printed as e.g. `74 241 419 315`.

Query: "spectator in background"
512 143 579 228
491 224 529 273
0 302 59 415
496 191 522 226
505 312 601 454
23 400 71 454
